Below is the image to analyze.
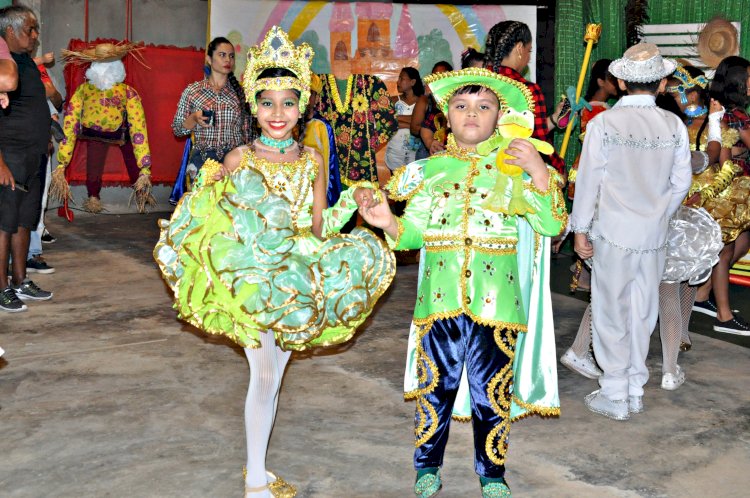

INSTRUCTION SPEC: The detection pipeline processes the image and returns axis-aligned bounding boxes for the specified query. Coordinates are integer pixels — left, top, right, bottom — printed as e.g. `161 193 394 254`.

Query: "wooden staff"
559 24 602 158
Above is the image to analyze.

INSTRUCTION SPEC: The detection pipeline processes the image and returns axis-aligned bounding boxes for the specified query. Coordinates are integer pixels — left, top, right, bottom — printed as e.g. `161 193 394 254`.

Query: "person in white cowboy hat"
569 43 693 421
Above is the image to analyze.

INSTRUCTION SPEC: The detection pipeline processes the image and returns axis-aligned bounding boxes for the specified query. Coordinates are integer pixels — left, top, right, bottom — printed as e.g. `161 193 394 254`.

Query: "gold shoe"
680 341 692 352
266 471 297 498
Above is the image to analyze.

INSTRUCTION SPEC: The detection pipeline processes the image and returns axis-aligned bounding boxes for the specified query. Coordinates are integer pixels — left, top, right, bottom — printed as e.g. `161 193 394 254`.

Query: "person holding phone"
170 36 254 204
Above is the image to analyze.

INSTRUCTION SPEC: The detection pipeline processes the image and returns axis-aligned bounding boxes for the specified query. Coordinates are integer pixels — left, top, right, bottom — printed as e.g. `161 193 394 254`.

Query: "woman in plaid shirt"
484 21 566 176
170 37 253 203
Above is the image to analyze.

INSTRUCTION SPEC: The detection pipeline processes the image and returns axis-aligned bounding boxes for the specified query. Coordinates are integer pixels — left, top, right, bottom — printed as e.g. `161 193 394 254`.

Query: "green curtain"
554 0 750 167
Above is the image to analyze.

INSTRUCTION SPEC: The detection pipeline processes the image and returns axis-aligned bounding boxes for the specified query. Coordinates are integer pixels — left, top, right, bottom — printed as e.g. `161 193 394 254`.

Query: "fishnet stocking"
570 303 593 357
658 282 694 375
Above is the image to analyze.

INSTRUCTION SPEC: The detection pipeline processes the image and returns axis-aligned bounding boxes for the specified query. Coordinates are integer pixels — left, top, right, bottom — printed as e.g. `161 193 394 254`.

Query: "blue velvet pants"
413 314 514 478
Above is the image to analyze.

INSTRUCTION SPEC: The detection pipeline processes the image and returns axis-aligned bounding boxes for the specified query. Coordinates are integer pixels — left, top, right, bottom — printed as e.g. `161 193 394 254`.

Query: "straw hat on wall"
697 17 739 69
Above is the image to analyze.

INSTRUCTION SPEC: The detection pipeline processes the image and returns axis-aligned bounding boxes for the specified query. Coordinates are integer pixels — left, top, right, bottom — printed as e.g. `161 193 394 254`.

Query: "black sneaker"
26 255 55 274
713 313 750 336
41 229 56 244
0 286 28 312
692 298 718 317
13 279 52 301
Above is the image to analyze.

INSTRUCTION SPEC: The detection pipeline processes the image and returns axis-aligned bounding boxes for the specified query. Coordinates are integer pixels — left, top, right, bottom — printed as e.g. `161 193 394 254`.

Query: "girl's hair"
710 56 750 109
207 36 255 139
401 67 425 96
685 66 710 150
431 61 453 73
484 21 532 71
584 59 614 100
254 67 309 146
461 48 485 69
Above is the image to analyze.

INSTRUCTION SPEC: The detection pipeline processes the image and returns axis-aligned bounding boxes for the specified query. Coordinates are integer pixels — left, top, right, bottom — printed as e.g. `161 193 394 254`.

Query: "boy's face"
446 89 501 149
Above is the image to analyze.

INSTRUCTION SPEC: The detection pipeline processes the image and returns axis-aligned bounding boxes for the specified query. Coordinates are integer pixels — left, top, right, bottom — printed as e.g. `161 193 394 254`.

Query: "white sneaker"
661 365 686 391
560 348 602 379
628 395 643 414
584 390 630 421
0 345 4 357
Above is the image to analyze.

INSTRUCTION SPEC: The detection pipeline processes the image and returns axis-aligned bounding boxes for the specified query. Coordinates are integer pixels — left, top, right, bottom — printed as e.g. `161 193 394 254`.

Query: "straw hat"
609 43 676 83
697 17 739 69
62 41 145 65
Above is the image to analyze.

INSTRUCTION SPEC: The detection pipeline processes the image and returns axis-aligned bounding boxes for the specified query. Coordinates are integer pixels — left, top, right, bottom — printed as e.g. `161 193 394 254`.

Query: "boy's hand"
359 198 398 238
504 138 550 189
574 233 594 260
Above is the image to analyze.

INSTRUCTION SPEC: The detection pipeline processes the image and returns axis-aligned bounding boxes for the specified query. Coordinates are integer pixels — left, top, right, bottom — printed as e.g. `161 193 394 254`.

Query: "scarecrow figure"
51 42 154 213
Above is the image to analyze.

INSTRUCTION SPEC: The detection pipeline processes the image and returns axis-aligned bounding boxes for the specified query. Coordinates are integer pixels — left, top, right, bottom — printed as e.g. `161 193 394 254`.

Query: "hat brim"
424 68 534 115
609 57 676 83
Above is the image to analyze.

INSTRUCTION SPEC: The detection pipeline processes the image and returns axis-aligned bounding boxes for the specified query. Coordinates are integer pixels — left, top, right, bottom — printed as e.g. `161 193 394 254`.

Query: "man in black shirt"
0 5 52 312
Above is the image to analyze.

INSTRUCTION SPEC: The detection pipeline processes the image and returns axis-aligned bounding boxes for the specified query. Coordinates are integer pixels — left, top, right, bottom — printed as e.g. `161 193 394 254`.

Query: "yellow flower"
352 94 369 113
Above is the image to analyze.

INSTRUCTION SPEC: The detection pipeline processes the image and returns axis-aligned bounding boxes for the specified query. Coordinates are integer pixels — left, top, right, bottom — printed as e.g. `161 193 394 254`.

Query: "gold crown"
243 26 314 114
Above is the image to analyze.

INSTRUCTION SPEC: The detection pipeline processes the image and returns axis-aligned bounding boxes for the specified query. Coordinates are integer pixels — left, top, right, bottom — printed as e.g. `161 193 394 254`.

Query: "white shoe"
560 348 602 379
628 395 643 414
584 390 630 421
661 365 686 391
0 345 4 357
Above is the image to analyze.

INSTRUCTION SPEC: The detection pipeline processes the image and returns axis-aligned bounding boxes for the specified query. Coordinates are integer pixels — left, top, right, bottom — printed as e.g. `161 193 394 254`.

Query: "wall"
38 0 208 97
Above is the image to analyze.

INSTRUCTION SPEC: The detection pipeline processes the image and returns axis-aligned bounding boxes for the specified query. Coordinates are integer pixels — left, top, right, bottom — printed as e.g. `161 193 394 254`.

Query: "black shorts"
0 149 43 234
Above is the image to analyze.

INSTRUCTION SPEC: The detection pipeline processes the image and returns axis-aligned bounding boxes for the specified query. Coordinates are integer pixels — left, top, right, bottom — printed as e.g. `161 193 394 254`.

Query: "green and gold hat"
423 67 535 115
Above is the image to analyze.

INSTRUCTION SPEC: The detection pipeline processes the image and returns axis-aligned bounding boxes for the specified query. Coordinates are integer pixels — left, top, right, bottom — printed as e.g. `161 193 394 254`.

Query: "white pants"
591 240 665 400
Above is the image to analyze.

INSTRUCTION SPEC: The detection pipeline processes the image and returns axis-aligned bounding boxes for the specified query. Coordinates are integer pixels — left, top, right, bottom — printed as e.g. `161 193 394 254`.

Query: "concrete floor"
1 210 749 498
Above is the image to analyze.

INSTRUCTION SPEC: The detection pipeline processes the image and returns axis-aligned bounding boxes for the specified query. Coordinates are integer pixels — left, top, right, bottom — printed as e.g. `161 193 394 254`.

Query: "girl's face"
255 89 301 141
207 43 235 76
397 70 416 94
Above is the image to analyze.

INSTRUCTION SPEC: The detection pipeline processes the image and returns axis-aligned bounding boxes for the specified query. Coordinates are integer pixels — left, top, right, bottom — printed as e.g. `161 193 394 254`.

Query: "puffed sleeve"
522 169 568 237
125 85 152 173
56 85 85 170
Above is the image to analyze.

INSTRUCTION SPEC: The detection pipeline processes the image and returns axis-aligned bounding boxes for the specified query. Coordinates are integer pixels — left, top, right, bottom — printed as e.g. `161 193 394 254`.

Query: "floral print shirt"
316 74 397 185
58 82 151 173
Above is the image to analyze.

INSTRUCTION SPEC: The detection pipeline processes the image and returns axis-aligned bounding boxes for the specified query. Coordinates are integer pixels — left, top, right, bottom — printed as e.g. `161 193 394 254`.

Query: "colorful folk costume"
698 105 750 244
154 28 396 497
386 68 567 496
51 42 154 214
316 73 398 185
154 28 395 350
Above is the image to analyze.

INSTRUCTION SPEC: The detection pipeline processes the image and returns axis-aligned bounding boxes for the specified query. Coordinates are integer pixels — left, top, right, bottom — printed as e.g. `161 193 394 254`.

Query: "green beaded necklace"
258 134 295 154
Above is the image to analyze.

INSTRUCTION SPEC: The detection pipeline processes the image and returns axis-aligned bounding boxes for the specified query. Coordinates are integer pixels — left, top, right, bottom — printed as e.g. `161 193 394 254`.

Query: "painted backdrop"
210 1 536 93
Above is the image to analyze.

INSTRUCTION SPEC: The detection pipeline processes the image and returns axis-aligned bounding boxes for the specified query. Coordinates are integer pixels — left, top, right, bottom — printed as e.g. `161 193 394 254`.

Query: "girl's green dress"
154 148 395 350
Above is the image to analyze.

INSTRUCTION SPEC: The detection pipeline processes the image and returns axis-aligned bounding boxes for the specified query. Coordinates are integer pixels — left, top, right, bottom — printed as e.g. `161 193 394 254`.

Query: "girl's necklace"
258 135 296 154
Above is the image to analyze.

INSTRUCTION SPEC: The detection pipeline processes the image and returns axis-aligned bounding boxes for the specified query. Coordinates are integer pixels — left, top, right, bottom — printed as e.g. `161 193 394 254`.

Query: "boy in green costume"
358 68 567 497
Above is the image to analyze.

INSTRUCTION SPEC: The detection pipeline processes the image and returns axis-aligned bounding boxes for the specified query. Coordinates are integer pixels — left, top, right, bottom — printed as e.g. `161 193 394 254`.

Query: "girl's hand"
212 164 233 181
709 98 724 116
429 139 445 155
354 187 378 208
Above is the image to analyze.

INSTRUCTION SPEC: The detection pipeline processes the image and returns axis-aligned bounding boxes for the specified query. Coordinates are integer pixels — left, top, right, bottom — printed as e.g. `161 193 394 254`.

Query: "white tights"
243 332 292 496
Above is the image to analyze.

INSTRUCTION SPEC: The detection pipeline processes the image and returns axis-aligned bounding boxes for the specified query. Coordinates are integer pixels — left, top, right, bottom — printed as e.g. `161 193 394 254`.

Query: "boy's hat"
609 43 676 83
424 67 534 115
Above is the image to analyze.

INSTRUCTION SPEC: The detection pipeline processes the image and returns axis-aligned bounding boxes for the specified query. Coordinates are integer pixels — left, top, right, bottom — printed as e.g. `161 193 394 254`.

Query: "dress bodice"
239 149 317 233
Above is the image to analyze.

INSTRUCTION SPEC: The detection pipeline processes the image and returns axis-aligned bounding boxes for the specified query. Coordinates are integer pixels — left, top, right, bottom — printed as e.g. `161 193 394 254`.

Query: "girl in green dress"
154 27 395 497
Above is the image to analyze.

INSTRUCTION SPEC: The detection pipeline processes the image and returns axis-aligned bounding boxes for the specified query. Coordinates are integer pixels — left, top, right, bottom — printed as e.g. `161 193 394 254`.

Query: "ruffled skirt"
154 167 395 350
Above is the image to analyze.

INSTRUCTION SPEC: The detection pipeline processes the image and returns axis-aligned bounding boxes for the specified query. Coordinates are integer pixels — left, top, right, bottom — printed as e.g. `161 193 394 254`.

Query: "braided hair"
484 21 532 71
254 68 310 149
207 37 255 141
683 66 711 150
